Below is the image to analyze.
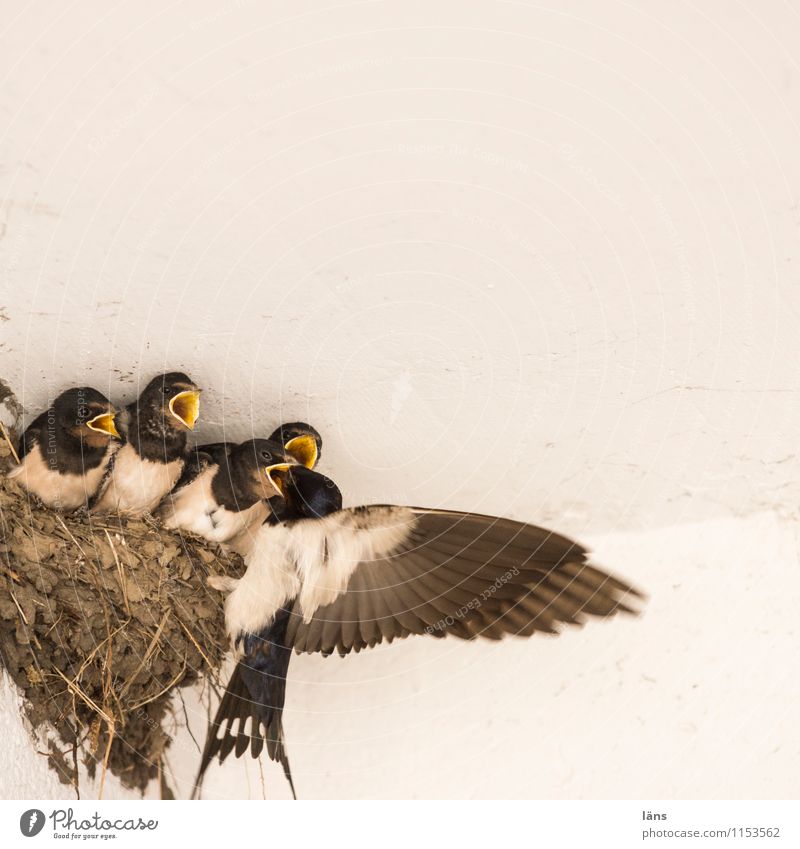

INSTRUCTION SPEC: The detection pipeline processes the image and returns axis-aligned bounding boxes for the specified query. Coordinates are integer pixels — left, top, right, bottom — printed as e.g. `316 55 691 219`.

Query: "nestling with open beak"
261 421 322 527
267 421 322 470
195 465 644 799
158 436 315 545
8 386 120 511
90 372 201 515
163 422 322 555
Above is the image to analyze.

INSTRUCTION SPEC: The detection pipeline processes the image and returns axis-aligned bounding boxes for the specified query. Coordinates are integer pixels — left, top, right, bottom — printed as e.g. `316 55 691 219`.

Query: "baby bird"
164 422 322 555
8 386 120 511
267 421 322 470
158 437 302 545
91 372 200 515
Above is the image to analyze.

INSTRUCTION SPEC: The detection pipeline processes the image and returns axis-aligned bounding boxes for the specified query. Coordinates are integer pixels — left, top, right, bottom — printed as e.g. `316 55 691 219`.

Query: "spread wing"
285 506 642 656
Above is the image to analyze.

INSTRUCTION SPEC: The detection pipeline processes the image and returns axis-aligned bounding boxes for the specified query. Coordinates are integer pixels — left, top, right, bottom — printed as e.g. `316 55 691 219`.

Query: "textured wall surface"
1 0 798 799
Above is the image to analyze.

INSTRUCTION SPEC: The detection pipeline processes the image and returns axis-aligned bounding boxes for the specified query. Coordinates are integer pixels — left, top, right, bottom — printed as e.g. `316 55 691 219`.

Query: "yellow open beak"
87 411 120 439
284 434 318 469
169 389 201 429
264 462 295 497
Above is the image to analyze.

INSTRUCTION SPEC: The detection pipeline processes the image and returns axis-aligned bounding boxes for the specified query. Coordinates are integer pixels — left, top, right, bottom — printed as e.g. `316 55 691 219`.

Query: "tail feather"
239 607 295 798
192 664 250 798
193 609 296 799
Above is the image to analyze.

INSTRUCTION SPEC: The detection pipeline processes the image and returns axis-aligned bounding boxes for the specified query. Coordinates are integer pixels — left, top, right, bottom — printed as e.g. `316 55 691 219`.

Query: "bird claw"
207 575 239 593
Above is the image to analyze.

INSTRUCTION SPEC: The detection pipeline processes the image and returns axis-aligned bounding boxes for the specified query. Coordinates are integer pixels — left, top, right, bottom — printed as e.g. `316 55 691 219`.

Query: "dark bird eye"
77 406 88 419
163 386 172 395
260 450 272 462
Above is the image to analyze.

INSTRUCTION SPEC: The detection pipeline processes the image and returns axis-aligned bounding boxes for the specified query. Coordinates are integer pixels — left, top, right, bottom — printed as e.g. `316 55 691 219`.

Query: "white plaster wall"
1 1 798 799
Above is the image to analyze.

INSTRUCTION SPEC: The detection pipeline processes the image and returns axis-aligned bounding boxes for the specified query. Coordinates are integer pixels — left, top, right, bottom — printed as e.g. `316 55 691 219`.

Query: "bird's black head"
280 466 343 520
268 421 322 470
228 437 300 502
52 386 120 446
135 372 201 432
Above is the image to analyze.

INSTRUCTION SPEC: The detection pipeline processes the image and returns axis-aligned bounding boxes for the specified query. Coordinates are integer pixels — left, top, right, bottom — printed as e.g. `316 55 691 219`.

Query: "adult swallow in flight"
90 372 201 515
8 386 120 511
195 466 642 798
194 465 342 799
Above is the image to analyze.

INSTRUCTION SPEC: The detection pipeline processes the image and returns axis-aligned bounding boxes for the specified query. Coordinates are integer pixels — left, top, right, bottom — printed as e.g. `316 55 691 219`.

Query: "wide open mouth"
263 462 296 497
86 411 120 438
168 390 201 429
284 434 318 469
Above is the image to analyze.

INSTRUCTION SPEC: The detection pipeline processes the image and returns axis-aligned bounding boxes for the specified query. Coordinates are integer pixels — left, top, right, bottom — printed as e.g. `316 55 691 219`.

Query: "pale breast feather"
223 505 417 640
160 469 270 544
213 499 269 547
92 443 183 515
9 440 115 511
206 501 268 544
158 466 217 535
292 506 416 620
225 524 302 639
223 500 271 556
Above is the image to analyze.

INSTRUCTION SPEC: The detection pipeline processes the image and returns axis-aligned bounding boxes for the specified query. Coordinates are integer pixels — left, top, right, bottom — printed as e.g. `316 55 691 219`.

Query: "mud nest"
0 412 242 794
